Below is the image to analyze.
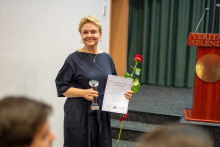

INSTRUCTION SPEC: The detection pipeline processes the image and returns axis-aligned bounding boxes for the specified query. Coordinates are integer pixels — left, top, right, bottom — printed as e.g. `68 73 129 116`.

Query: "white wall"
0 0 110 146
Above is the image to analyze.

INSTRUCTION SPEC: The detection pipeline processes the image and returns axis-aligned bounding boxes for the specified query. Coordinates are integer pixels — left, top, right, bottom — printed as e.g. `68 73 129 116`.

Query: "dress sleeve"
110 56 117 76
55 62 74 97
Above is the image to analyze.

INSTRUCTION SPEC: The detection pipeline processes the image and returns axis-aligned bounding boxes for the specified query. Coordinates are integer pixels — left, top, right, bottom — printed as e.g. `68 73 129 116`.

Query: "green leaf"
130 65 134 69
124 72 129 78
130 74 133 78
132 83 141 93
132 86 138 93
135 69 140 75
132 78 139 86
136 68 141 71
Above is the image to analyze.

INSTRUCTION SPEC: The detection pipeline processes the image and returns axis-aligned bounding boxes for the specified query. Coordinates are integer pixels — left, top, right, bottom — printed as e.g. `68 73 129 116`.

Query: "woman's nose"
87 32 92 37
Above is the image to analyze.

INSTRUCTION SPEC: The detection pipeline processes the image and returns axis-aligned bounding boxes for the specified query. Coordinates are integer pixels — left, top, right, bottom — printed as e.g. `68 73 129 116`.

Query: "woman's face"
29 120 55 147
80 23 102 48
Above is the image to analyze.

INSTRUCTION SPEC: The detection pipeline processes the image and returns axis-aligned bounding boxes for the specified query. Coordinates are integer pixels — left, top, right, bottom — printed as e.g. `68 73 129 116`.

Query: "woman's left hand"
125 90 133 100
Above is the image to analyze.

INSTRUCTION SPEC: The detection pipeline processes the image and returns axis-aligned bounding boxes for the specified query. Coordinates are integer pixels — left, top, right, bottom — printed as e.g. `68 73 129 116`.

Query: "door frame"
109 0 129 76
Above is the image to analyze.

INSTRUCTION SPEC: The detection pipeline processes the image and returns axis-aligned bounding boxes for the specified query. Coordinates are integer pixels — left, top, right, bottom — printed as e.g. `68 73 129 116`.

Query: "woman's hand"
125 90 133 100
82 88 99 101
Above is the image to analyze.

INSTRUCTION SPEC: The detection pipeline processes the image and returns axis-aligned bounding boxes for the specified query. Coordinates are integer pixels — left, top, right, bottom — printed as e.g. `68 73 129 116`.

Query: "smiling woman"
78 15 103 53
55 15 133 147
80 23 102 50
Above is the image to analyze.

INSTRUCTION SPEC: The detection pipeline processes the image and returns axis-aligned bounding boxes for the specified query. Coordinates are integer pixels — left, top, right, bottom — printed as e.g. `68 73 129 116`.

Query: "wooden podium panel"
184 33 220 123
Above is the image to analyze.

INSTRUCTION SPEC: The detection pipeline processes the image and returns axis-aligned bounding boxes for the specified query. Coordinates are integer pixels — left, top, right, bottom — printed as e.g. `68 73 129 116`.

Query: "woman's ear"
99 32 102 38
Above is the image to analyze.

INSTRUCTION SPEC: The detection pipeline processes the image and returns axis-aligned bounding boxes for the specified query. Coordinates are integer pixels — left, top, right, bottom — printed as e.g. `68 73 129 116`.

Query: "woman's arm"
63 87 98 101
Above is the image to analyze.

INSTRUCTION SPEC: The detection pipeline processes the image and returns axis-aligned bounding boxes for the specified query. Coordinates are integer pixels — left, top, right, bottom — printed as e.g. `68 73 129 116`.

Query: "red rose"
134 54 143 63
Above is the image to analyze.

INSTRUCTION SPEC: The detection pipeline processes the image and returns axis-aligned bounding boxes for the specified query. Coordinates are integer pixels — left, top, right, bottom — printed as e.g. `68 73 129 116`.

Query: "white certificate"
102 75 133 114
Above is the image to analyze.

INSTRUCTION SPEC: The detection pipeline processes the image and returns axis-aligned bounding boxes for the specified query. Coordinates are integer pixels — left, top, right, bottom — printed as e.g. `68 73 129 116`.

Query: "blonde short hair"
78 15 102 33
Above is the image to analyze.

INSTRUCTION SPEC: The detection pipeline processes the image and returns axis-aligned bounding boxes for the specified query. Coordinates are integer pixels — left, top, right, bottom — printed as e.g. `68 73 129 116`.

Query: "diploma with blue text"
102 75 133 114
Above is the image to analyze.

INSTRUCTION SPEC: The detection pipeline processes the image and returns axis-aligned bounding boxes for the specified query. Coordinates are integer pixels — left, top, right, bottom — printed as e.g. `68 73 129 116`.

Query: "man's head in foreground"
0 96 55 147
137 124 213 147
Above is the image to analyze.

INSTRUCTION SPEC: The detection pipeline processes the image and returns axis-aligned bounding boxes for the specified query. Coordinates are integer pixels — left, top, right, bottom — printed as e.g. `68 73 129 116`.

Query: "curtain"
127 0 220 88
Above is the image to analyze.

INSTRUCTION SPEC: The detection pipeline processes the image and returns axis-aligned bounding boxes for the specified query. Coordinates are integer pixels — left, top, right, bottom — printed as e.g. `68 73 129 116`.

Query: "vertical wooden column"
109 0 129 76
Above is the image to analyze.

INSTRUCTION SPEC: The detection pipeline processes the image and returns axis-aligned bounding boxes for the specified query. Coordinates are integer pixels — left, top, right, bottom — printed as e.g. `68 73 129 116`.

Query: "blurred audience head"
0 96 55 147
137 124 213 147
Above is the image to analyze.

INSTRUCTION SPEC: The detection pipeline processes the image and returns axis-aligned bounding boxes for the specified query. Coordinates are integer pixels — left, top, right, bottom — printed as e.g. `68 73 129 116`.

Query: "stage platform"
112 84 220 147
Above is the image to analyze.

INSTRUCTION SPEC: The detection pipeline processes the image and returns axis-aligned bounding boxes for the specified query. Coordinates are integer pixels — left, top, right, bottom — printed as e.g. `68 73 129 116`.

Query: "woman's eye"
91 31 96 34
83 32 87 34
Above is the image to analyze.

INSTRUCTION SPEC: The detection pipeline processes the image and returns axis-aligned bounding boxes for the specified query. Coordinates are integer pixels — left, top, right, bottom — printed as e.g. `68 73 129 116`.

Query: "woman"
0 96 55 147
55 15 133 147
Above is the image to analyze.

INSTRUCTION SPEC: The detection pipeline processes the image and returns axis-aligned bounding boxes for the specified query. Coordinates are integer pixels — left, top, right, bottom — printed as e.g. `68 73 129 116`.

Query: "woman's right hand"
82 88 99 101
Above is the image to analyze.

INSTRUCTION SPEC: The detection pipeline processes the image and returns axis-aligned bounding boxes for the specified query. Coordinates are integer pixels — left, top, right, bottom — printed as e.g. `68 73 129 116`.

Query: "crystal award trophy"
89 80 99 110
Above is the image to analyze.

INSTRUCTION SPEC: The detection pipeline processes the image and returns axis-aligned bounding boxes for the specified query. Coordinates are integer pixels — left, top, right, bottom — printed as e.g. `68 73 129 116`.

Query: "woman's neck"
80 46 101 54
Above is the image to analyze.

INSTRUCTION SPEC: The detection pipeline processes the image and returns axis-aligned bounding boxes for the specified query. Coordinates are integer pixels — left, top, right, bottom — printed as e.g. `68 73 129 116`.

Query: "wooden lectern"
184 33 220 123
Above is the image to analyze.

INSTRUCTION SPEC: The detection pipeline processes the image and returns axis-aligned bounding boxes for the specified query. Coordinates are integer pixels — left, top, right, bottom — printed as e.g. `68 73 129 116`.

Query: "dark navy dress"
55 51 117 147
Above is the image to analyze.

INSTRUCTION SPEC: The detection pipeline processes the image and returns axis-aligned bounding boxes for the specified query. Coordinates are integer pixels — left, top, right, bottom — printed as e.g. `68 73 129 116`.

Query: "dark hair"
0 96 52 147
137 124 213 147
